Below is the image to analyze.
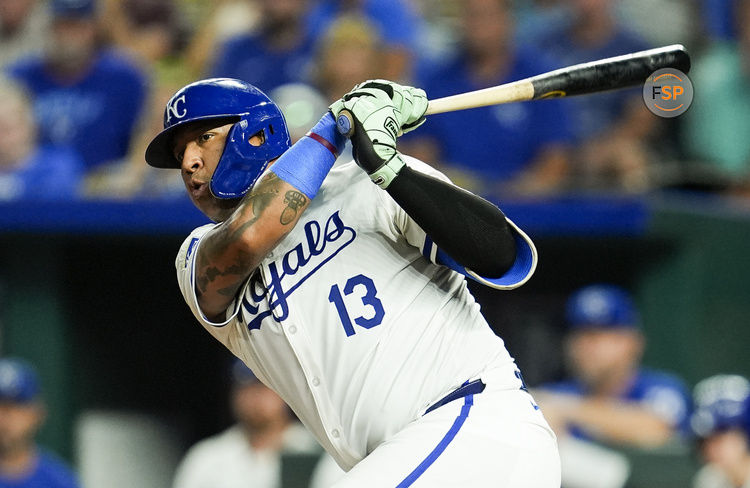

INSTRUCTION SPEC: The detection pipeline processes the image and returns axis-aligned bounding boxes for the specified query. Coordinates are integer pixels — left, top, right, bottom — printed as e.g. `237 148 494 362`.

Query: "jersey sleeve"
387 156 538 289
175 224 243 328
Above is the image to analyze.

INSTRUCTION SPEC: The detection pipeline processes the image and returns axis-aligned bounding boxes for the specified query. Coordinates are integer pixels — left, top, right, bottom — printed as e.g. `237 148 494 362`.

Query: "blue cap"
691 374 750 438
52 0 96 18
231 359 260 386
0 358 41 404
565 284 639 330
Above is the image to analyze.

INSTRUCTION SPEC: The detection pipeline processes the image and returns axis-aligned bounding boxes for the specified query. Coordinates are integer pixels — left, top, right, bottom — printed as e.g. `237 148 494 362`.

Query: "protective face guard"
210 106 290 199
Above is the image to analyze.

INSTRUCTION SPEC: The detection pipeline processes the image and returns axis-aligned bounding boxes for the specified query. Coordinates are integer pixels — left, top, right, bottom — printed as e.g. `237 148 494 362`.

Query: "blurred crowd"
1 0 749 203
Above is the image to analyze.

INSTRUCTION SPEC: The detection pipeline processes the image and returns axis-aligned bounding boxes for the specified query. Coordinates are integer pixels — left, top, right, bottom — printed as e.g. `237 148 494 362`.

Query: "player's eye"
199 132 214 142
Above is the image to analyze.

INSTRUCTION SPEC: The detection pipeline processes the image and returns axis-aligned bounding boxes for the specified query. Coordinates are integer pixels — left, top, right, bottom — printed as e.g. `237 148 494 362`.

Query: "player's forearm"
196 172 309 319
569 399 674 447
195 113 342 320
386 166 516 277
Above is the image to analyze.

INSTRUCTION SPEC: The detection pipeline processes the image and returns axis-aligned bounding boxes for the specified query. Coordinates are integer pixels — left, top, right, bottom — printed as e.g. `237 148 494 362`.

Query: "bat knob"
336 110 355 137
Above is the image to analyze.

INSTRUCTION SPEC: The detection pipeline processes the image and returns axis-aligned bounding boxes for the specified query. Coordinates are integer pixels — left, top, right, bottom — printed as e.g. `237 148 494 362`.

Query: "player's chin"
200 195 243 223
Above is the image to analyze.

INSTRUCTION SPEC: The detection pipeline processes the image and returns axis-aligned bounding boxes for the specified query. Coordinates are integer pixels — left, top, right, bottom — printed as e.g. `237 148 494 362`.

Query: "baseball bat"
335 44 690 136
425 44 690 114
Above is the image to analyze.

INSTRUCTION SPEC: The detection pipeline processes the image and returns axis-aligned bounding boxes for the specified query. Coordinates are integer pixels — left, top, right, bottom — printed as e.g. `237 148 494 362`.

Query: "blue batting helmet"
145 78 291 199
691 374 750 438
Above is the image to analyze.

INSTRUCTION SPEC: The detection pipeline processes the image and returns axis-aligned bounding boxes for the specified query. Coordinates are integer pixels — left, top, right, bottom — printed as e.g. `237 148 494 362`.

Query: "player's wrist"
269 112 343 200
368 154 405 189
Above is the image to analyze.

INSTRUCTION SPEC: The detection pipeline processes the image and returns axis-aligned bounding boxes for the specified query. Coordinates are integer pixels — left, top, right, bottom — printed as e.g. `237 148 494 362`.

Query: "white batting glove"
329 88 405 189
330 80 428 136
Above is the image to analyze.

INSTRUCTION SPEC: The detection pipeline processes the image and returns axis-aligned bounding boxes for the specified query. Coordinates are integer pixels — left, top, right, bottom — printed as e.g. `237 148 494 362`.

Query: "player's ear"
248 129 266 147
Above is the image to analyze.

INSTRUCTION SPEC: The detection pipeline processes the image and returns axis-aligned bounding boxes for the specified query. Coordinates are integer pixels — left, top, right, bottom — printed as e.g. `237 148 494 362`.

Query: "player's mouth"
189 180 208 199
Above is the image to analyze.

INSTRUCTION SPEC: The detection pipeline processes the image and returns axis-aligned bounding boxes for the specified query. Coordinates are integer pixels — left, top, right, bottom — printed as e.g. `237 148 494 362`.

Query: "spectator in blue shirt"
6 0 148 172
535 284 692 488
536 284 692 446
0 358 80 488
0 77 83 201
401 0 575 197
210 0 315 93
532 0 659 192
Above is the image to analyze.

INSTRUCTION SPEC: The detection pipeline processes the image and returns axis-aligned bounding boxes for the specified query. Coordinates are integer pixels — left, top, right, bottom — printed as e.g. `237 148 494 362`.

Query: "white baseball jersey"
175 157 538 471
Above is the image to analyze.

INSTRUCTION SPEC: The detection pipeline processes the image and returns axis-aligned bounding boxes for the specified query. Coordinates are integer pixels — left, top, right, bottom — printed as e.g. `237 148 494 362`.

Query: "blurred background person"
304 0 422 82
310 14 384 102
0 358 80 488
691 374 750 488
531 0 659 193
171 360 320 488
681 0 750 197
514 0 570 46
5 0 148 177
401 0 575 197
209 0 315 93
99 0 187 77
180 0 261 79
269 82 329 142
84 0 193 199
0 0 50 69
0 77 83 201
535 284 692 487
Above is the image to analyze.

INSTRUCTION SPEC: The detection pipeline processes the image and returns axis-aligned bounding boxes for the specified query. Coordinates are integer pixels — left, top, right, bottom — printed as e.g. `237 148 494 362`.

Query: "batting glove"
330 80 428 136
329 88 405 189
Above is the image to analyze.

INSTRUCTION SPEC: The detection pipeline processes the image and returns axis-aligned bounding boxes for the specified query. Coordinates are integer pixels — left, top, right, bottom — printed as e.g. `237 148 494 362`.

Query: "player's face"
699 429 750 472
0 402 43 454
461 0 512 53
232 383 288 430
566 329 643 391
48 17 98 67
173 121 239 222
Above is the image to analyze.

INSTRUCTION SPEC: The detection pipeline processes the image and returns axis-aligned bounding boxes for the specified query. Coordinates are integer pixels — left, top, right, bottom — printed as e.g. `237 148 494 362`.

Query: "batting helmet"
691 374 750 439
145 78 291 199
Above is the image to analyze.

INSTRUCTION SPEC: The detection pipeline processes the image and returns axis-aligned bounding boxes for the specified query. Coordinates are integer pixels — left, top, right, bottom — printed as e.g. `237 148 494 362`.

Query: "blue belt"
424 379 486 415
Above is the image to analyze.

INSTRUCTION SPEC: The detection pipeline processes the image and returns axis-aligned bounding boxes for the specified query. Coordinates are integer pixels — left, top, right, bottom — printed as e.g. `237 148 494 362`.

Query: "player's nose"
181 143 203 174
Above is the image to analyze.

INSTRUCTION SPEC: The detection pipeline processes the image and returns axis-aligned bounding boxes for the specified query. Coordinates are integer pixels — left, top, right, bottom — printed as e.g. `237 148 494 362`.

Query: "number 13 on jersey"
328 274 385 337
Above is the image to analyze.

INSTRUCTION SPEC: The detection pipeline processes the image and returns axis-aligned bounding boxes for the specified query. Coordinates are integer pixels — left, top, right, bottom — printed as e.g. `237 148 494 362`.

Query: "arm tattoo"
280 190 308 225
195 173 308 298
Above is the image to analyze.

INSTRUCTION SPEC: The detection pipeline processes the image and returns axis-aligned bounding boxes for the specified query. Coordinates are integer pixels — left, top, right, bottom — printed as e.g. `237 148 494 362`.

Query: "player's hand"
329 88 405 189
330 80 428 135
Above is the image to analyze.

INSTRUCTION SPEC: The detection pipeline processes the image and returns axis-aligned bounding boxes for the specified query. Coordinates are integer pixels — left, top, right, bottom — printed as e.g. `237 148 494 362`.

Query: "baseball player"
145 77 559 487
691 374 750 488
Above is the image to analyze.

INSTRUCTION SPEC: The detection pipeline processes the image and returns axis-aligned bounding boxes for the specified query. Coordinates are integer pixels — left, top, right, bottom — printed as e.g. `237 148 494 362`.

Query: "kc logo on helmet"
166 95 187 123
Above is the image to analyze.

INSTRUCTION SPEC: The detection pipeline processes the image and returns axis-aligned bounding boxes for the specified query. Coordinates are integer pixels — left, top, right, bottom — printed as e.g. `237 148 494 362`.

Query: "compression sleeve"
385 165 516 278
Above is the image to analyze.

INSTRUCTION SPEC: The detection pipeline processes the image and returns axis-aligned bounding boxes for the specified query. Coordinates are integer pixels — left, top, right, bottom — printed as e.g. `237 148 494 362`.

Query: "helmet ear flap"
210 118 274 199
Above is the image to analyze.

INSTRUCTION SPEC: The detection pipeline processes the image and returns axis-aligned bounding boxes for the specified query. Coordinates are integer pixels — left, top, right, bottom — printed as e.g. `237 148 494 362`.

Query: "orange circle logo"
643 68 693 118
